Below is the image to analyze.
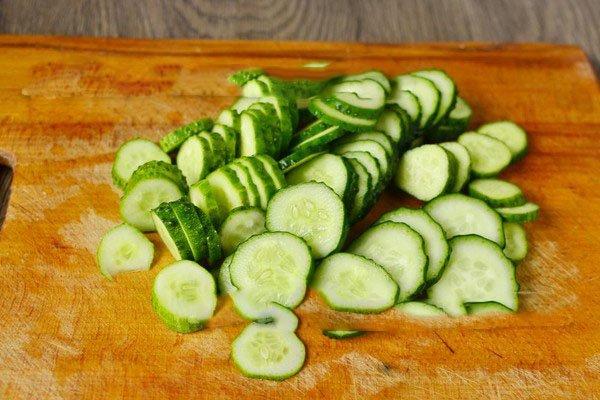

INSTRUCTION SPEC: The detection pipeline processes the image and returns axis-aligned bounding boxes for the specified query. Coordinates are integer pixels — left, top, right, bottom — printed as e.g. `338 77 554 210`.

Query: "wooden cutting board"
0 36 599 399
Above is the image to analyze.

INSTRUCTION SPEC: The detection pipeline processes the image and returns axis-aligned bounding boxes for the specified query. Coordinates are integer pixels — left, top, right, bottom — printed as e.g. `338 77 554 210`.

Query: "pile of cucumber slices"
96 67 539 381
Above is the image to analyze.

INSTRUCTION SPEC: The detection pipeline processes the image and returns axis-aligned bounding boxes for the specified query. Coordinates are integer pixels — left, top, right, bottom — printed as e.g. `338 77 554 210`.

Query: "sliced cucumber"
289 124 345 154
278 149 326 173
216 109 240 132
219 206 266 255
255 154 286 190
218 256 236 295
496 202 539 223
200 131 228 169
428 97 472 142
235 157 277 210
324 79 386 118
334 140 390 181
387 89 422 128
465 301 515 315
323 330 365 339
313 253 398 313
427 235 518 316
112 138 170 189
194 205 222 267
377 208 449 283
206 167 249 214
468 179 526 207
151 260 217 332
341 151 382 194
346 158 374 223
342 70 390 94
159 118 213 153
394 74 440 130
266 182 347 259
176 134 213 186
439 142 471 192
239 110 270 157
412 69 457 127
227 164 261 208
478 121 528 161
374 107 404 145
309 97 377 132
337 131 395 159
503 222 528 263
170 198 209 263
124 160 187 194
97 223 154 279
395 301 446 317
189 180 223 227
348 221 427 302
458 132 512 178
424 193 505 247
152 202 194 260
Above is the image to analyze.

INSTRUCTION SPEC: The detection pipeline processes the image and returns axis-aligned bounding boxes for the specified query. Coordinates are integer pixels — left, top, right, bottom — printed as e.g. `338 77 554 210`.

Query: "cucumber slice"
395 301 446 317
235 157 277 209
170 198 209 263
206 168 249 214
194 206 222 267
465 301 515 315
325 79 386 118
323 330 365 339
176 135 213 186
334 140 390 181
342 70 390 93
496 202 539 223
200 131 228 170
242 79 270 97
412 69 457 127
216 109 240 132
159 118 213 153
219 206 266 255
458 132 512 178
96 223 154 279
255 155 286 190
346 158 373 223
111 138 170 189
394 75 440 130
478 121 528 161
428 97 472 142
468 179 526 207
341 151 382 194
309 97 377 132
279 149 326 174
387 89 422 128
227 164 261 207
239 110 270 157
151 260 217 332
374 106 411 146
231 97 258 113
266 182 347 259
503 222 528 263
255 93 295 151
377 208 449 283
313 253 398 313
248 103 282 155
424 193 505 247
231 290 298 332
439 142 471 192
348 221 427 302
151 202 194 260
289 124 345 154
395 144 456 201
427 235 518 316
189 180 223 227
229 232 312 308
337 131 395 158
232 323 305 381
124 160 187 194
218 256 236 295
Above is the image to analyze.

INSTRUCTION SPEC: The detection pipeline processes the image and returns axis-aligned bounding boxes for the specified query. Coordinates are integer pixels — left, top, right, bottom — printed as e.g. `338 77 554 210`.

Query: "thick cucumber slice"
309 97 377 132
468 179 526 207
206 168 250 214
348 221 427 302
111 138 170 189
428 97 472 142
337 131 395 158
97 223 154 279
313 253 398 313
232 323 305 381
255 155 286 190
458 132 512 178
342 70 390 93
176 135 213 186
152 202 194 260
478 120 528 161
236 157 277 209
395 144 456 201
387 89 422 128
170 198 209 263
216 109 240 132
378 208 449 283
231 290 298 332
394 74 440 130
496 202 540 223
159 118 213 153
395 301 446 317
325 79 386 118
189 180 223 227
465 301 515 315
323 330 365 339
229 232 312 308
279 149 326 173
334 140 390 180
346 158 374 223
439 142 471 192
219 206 266 255
503 222 528 263
289 124 345 154
266 182 347 259
375 107 404 144
218 256 236 295
342 151 382 194
239 110 270 157
412 69 457 127
424 194 505 247
151 260 217 333
228 164 261 207
427 235 518 316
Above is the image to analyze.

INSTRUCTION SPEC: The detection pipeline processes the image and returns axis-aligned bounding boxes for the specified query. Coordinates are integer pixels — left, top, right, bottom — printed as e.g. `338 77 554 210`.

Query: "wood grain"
0 36 599 399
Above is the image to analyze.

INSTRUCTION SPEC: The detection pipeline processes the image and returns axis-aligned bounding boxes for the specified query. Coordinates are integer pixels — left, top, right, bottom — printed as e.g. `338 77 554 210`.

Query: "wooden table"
0 36 599 399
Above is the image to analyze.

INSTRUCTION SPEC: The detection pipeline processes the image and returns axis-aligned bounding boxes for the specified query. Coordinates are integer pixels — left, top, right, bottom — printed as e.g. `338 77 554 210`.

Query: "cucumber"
395 144 456 201
97 223 154 279
111 138 170 189
503 222 528 263
377 208 449 283
206 167 249 214
395 301 446 317
151 202 194 261
124 160 187 194
266 182 347 259
342 70 390 94
194 205 222 267
412 69 457 127
428 97 472 142
309 97 377 132
189 180 223 227
151 260 217 332
235 157 277 209
374 106 408 145
248 103 282 155
232 97 260 113
231 290 299 332
334 140 391 181
394 74 440 130
324 79 386 118
424 193 505 247
229 232 312 309
465 301 515 315
337 131 395 159
478 121 528 161
458 132 512 178
219 206 266 255
170 198 209 263
346 158 374 223
254 155 286 190
216 109 240 132
176 134 213 186
159 118 213 153
323 330 365 339
387 89 422 129
427 235 518 316
468 179 526 207
341 151 383 194
217 256 236 295
313 253 398 313
242 79 270 97
348 221 427 302
289 124 345 154
439 142 471 192
239 110 270 157
279 149 326 173
227 164 261 207
496 202 539 223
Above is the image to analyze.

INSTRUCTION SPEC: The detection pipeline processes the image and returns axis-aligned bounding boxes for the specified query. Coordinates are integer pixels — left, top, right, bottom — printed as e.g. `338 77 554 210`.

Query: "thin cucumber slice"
342 70 390 94
152 202 194 260
503 222 528 263
159 118 213 153
236 157 277 209
337 131 395 158
289 124 345 154
313 253 398 313
458 132 512 178
218 256 236 295
395 301 446 317
323 330 365 339
151 260 217 333
292 120 330 143
189 180 223 227
428 97 472 142
216 109 240 131
325 79 386 118
346 158 374 223
232 323 305 381
124 161 187 194
219 206 266 255
255 155 286 190
387 89 422 128
229 232 312 309
334 140 390 181
412 69 457 127
496 202 539 223
468 179 526 207
248 103 282 155
176 135 213 186
465 301 515 315
348 221 427 302
395 144 456 201
342 151 382 194
239 110 270 157
478 120 528 161
375 107 404 144
439 142 471 192
170 198 209 263
96 223 154 279
394 74 440 130
228 164 261 208
309 97 377 132
266 182 347 259
194 206 222 267
424 193 505 247
377 208 449 283
206 168 250 214
231 290 298 332
279 149 326 174
111 138 170 189
427 235 518 316
200 131 228 170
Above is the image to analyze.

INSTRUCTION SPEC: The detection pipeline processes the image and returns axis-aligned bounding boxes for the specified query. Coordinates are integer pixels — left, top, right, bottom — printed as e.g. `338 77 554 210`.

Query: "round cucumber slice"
439 141 471 192
503 222 528 263
111 138 170 189
96 223 154 279
395 301 446 317
478 120 528 161
468 179 526 207
219 207 266 255
496 202 540 223
176 135 213 186
458 132 511 178
151 260 217 333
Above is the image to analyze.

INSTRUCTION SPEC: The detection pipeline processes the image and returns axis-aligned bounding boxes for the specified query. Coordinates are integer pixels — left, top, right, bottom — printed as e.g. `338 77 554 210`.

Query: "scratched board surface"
0 36 599 399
